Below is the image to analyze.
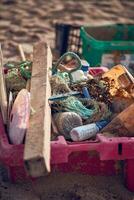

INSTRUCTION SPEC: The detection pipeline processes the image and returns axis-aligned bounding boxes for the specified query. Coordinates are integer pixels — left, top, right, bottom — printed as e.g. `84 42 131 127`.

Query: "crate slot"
118 143 122 155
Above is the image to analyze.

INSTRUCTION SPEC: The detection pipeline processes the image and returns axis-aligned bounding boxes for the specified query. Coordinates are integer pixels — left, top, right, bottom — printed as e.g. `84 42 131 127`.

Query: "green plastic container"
80 24 134 74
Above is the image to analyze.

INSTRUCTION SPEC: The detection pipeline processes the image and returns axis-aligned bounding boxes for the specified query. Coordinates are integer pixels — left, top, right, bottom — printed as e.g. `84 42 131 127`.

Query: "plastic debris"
71 70 87 83
9 89 30 144
70 120 109 141
82 87 91 98
81 59 90 76
53 112 82 139
2 47 134 144
50 74 71 95
52 96 98 120
50 56 134 141
49 91 80 101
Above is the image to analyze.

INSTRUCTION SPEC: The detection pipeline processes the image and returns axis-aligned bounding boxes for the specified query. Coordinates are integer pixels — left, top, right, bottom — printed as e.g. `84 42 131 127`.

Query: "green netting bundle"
50 74 71 95
5 69 26 99
56 96 98 120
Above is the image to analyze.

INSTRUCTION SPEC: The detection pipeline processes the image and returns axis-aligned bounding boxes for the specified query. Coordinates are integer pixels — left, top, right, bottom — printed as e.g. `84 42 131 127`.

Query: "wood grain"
0 44 7 124
102 103 134 136
24 42 52 177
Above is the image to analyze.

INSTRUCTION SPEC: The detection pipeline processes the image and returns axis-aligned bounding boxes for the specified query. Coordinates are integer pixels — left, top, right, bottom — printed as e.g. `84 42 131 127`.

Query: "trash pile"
2 47 134 145
50 52 134 141
0 45 32 145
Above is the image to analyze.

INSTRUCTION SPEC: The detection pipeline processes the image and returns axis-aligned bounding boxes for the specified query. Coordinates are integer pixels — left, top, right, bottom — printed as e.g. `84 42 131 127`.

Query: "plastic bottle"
70 120 109 141
82 87 91 99
71 70 87 83
81 60 90 76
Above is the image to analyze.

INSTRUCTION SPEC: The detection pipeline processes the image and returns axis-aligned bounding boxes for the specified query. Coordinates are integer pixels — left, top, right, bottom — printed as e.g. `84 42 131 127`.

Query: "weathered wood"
102 103 134 136
18 44 31 92
0 44 7 124
24 42 52 177
18 44 26 61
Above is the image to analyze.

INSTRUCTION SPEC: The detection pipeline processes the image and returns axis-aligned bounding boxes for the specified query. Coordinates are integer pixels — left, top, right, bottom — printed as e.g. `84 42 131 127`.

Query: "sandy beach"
0 0 134 59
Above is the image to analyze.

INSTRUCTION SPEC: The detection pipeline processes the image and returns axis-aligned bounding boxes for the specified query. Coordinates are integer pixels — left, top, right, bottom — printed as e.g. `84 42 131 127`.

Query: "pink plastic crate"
0 67 134 192
0 115 134 191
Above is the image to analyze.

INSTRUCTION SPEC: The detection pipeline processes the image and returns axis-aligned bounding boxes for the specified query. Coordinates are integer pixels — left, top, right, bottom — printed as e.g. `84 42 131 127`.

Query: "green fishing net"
56 96 98 119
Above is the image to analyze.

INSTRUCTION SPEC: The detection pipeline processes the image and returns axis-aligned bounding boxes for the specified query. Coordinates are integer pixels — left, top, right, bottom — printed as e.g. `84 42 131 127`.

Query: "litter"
82 87 91 98
2 42 134 145
9 89 30 144
70 120 109 141
49 91 80 101
53 112 82 139
5 68 26 99
0 44 32 145
50 51 134 141
85 101 111 124
4 60 32 80
102 65 134 98
102 103 134 137
81 59 90 76
0 41 134 193
50 74 71 94
51 96 98 120
71 69 87 83
53 51 82 83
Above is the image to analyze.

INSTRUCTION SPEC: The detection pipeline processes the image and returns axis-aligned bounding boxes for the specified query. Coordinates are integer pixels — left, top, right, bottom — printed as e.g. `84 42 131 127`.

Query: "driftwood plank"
102 103 134 137
0 44 7 124
24 42 52 177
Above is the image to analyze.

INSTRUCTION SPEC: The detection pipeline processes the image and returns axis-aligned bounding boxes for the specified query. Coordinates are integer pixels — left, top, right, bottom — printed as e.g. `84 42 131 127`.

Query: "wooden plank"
0 44 7 124
24 42 52 177
18 44 26 61
102 103 134 137
18 44 31 91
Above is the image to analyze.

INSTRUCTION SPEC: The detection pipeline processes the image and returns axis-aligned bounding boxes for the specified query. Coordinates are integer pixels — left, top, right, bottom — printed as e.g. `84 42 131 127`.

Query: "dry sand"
0 172 134 200
0 0 134 59
0 0 134 199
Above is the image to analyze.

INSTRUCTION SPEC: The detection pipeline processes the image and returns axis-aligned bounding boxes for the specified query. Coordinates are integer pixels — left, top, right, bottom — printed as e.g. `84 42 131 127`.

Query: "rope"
55 96 98 120
53 52 82 83
4 61 32 80
50 74 71 95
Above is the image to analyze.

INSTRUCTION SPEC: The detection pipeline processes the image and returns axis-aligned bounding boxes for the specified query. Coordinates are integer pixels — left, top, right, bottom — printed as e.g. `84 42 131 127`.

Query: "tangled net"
5 68 26 100
52 97 112 123
50 74 71 95
81 98 111 124
52 96 98 120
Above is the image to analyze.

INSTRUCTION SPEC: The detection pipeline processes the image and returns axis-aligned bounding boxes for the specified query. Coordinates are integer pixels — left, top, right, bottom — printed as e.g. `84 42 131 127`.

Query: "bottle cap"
81 60 90 72
96 120 109 130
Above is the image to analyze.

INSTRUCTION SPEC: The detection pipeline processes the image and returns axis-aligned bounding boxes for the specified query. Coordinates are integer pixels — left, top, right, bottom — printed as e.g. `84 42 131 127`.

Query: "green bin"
80 24 134 74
